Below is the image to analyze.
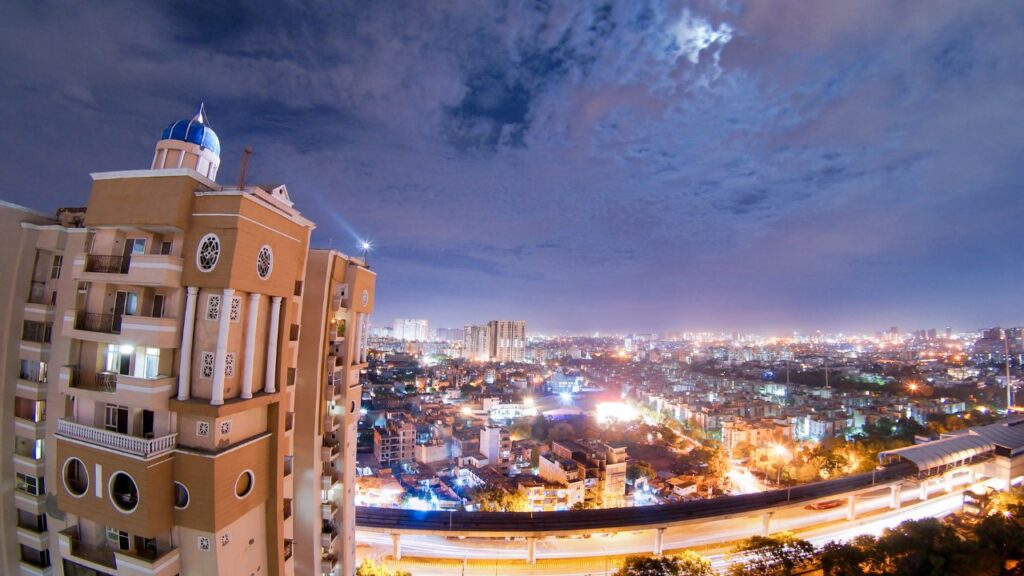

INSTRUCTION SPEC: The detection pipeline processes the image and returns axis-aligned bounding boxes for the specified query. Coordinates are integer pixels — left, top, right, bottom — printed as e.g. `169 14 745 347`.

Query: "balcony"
17 560 52 576
74 253 183 287
66 311 180 348
321 527 338 549
321 553 337 574
284 539 294 562
68 369 118 393
322 468 340 490
59 527 116 571
85 255 131 274
283 498 293 520
57 419 177 459
321 500 338 521
74 312 119 334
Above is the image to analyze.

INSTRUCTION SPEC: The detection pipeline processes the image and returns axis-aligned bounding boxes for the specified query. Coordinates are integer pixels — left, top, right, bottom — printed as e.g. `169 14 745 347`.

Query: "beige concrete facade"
1 112 373 576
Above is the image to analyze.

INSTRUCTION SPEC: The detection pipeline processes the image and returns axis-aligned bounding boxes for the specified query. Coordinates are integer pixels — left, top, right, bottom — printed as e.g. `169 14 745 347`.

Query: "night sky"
2 2 1022 334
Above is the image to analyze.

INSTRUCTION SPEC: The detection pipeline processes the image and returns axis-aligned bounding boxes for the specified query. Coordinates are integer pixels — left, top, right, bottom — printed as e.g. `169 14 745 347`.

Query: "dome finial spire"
194 102 207 125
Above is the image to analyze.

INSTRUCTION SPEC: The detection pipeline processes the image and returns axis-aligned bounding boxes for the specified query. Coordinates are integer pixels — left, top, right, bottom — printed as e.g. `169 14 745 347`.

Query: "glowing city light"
595 401 639 424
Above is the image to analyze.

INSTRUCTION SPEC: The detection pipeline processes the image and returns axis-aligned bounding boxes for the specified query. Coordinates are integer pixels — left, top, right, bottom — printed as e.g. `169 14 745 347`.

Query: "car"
805 499 844 511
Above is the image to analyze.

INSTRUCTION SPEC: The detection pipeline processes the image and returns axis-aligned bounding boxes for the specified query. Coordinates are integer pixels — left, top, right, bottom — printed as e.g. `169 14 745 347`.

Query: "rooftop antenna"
360 240 371 268
237 147 253 191
1005 333 1014 410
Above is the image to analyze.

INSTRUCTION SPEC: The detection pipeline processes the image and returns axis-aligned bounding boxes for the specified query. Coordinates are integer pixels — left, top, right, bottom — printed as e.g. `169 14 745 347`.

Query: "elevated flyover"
357 462 915 538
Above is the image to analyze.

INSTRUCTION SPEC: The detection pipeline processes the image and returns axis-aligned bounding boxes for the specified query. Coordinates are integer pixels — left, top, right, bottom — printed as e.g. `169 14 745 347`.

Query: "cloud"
1 0 1023 332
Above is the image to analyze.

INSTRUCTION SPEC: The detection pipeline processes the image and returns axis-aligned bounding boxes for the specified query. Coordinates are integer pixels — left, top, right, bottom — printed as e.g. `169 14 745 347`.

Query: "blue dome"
160 105 220 156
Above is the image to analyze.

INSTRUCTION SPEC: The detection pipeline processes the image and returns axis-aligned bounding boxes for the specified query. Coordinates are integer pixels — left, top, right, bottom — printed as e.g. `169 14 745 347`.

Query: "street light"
770 444 790 486
360 240 372 266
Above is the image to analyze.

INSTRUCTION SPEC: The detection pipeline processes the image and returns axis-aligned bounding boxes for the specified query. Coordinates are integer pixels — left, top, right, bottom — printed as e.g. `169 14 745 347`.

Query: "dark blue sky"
2 1 1022 334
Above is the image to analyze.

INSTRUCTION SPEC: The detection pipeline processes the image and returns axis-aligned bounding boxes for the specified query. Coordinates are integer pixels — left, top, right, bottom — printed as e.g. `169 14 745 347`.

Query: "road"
356 485 971 575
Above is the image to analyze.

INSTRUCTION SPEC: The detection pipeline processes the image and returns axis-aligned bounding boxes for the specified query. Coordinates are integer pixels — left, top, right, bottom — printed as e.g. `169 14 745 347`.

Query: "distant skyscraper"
463 324 489 361
487 320 526 362
392 318 429 341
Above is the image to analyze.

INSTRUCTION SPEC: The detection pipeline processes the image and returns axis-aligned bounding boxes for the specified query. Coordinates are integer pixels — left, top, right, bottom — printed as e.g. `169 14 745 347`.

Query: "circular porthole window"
256 245 273 279
174 481 190 509
109 471 139 513
234 470 254 499
63 457 89 497
196 233 221 272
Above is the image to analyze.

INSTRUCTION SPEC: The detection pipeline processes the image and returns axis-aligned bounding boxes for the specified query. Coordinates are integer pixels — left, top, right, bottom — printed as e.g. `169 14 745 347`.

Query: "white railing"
57 419 177 458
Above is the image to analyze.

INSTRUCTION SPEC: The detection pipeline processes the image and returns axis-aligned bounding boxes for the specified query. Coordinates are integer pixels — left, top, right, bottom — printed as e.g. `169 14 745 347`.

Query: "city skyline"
3 2 1023 333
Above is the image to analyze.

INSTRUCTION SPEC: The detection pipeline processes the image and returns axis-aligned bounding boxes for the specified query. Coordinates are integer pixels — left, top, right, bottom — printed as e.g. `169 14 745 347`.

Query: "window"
256 245 273 279
196 233 220 272
50 254 63 279
198 536 211 551
16 473 43 496
224 353 235 378
152 294 165 318
159 241 172 255
229 296 241 322
173 481 190 509
16 509 46 533
106 344 133 376
18 545 49 568
234 470 254 498
63 458 89 497
196 421 210 437
104 404 128 434
200 352 215 379
125 238 147 255
109 472 139 512
106 528 130 550
220 420 232 435
220 532 231 547
140 348 159 379
21 321 52 343
206 294 221 321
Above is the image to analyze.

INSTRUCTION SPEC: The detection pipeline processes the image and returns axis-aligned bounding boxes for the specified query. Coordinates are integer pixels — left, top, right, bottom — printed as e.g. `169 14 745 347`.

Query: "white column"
919 480 929 501
653 528 665 556
762 512 773 536
846 495 857 521
890 485 902 509
264 296 282 394
527 538 537 564
211 288 234 406
177 287 199 401
240 293 260 399
391 533 401 561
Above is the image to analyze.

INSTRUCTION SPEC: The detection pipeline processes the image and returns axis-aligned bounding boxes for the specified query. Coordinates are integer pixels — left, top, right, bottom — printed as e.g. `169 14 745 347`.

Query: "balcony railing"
27 281 50 305
57 419 177 458
61 526 116 569
85 254 130 274
67 368 117 393
75 312 122 334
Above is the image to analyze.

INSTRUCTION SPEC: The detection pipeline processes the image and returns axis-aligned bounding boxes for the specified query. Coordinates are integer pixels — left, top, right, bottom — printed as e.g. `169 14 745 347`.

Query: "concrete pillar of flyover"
889 484 902 510
527 538 537 564
945 473 953 493
391 533 401 560
762 512 773 537
919 480 928 501
654 528 665 556
846 495 857 521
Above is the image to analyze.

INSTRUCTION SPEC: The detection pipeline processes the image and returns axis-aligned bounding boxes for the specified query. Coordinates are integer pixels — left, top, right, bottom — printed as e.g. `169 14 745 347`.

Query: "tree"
472 487 530 512
356 558 412 576
729 533 815 576
628 460 657 484
870 518 996 576
613 552 714 576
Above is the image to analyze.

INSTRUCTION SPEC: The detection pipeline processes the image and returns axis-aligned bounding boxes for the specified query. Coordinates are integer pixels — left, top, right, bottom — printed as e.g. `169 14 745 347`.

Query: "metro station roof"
880 434 994 471
880 416 1024 471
